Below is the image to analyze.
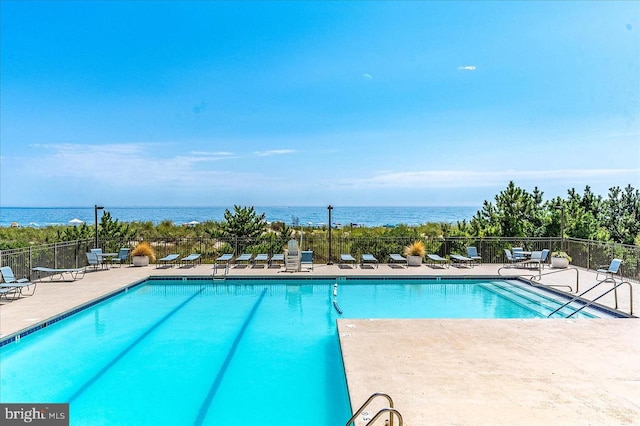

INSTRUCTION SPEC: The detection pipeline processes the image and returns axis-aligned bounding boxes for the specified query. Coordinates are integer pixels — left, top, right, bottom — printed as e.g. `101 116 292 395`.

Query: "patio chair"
503 249 517 267
521 251 544 270
426 254 449 268
86 252 104 270
466 247 482 264
301 250 314 271
235 253 253 266
157 254 180 268
213 253 233 276
180 253 202 268
32 266 86 281
450 254 475 268
110 248 131 267
253 254 270 267
512 247 527 261
389 253 408 267
339 254 357 267
596 259 623 281
361 254 378 268
270 253 284 268
0 266 37 298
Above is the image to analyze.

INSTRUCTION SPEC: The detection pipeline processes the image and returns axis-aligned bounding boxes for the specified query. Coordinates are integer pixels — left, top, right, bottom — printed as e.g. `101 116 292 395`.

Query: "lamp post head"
95 205 104 210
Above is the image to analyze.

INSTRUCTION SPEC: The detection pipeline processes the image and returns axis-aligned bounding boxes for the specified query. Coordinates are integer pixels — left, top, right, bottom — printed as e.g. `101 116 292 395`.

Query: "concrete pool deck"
1 262 639 425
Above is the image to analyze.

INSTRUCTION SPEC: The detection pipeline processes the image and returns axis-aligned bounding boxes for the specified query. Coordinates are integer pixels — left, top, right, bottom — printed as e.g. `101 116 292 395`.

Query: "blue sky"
1 1 638 207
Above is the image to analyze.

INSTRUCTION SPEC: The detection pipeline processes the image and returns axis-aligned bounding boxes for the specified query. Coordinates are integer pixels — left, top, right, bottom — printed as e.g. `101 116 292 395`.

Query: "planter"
407 255 423 267
550 257 569 269
132 255 150 267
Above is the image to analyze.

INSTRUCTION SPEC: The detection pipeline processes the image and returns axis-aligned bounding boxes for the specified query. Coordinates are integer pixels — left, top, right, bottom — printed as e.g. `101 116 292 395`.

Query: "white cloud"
458 66 477 71
362 73 373 80
253 149 296 157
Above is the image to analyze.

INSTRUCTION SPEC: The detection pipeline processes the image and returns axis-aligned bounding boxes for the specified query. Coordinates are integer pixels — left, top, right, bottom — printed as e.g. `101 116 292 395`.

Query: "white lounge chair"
0 266 37 298
32 266 86 281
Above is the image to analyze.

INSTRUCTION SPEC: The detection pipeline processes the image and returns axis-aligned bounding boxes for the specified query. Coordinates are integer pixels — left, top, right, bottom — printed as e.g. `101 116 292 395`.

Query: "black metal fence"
1 236 638 282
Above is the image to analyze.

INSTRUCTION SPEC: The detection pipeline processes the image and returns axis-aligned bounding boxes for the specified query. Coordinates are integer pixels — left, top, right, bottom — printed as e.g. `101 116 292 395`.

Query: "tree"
220 205 267 239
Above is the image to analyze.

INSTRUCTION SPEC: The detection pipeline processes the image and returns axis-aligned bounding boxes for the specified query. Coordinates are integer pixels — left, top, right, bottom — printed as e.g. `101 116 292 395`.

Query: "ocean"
0 206 479 228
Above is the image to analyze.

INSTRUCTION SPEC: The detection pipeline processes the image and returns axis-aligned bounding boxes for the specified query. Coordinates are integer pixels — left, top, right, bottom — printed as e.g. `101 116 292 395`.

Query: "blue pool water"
0 278 609 425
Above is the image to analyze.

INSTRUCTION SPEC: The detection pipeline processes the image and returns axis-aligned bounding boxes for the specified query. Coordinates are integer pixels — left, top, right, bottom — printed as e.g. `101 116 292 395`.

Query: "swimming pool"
0 277 617 425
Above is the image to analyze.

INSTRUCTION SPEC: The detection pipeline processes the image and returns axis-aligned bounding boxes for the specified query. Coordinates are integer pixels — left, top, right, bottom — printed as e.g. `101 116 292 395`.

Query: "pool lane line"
67 287 206 403
194 287 268 426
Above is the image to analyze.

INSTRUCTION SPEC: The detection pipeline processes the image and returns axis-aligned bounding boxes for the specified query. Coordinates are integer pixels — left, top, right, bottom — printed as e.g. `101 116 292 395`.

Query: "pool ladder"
345 392 403 426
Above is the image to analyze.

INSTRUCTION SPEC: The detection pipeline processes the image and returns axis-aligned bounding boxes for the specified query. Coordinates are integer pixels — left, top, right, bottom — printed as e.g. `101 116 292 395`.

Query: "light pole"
94 204 104 248
555 204 565 250
327 205 333 265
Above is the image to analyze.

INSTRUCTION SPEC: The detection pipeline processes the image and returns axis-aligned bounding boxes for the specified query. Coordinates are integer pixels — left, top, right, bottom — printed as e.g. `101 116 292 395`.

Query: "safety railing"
548 278 634 317
345 392 400 426
499 266 580 292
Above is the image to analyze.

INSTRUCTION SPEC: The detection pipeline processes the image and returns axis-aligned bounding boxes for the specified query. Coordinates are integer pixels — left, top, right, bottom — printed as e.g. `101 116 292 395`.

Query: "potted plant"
404 240 426 266
550 251 571 269
131 241 156 267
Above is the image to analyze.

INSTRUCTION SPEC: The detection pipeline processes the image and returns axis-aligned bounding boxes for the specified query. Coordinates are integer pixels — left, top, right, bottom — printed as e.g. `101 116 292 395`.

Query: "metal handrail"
498 266 580 292
365 408 403 426
345 393 394 426
565 280 634 318
548 278 634 317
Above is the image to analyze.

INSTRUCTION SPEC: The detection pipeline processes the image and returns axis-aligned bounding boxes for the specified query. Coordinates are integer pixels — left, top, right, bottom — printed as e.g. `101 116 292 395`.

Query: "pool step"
479 281 593 318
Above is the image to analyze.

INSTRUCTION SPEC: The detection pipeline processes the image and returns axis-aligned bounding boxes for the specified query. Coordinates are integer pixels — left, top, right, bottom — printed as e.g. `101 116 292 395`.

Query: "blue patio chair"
466 247 482 264
157 254 180 268
389 254 408 267
110 248 131 267
301 250 314 271
596 259 623 281
361 254 378 268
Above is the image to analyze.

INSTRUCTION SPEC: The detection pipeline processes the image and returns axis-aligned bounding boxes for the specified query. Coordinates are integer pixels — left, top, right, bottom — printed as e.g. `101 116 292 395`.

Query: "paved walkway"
1 262 638 425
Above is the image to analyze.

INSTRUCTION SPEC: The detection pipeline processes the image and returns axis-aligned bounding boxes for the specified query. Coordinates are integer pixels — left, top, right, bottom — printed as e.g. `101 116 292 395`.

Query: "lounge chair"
361 254 378 268
0 266 37 298
301 250 314 271
450 254 475 268
157 254 180 268
270 253 284 268
235 253 253 266
426 254 449 268
596 259 623 281
180 253 202 268
32 266 86 281
110 248 131 267
389 253 408 267
466 247 482 264
253 254 270 267
285 239 301 272
339 254 357 267
213 253 233 276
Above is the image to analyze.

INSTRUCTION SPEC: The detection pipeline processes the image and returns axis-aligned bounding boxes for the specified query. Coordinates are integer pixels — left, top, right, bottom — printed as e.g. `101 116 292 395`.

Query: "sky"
1 1 638 208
